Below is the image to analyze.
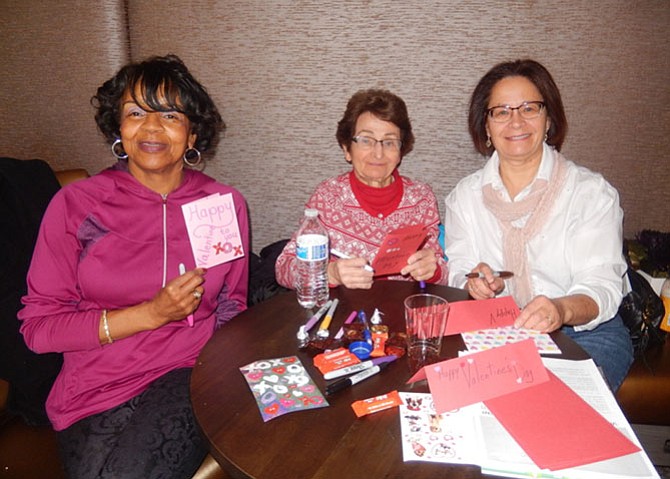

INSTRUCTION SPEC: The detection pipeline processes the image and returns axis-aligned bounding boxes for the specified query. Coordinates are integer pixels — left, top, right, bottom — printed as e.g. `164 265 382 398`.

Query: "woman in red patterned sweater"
276 89 448 290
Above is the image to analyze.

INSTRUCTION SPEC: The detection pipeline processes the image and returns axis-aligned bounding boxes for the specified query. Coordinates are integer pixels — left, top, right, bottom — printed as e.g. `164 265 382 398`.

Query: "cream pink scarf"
482 150 568 306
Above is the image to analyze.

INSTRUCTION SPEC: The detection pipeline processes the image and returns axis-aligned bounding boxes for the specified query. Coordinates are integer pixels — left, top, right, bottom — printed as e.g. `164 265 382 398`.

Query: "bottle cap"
349 341 373 360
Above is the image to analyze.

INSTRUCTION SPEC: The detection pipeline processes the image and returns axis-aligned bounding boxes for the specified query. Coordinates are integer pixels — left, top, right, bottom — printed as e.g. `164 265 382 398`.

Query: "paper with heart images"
461 326 561 354
370 224 427 277
239 356 328 422
181 192 245 268
444 296 519 335
423 339 549 414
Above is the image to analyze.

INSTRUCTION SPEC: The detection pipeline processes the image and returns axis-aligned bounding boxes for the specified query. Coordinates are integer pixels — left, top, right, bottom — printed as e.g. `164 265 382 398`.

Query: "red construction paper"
420 339 549 412
371 224 427 276
444 296 519 335
484 370 640 470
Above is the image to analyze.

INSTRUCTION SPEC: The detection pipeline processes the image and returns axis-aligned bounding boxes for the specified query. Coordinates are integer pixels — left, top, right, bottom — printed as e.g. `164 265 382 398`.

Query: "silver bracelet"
102 309 113 344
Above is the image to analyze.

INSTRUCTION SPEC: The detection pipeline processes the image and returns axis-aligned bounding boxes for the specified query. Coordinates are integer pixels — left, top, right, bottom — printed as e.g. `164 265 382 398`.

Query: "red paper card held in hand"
371 224 428 277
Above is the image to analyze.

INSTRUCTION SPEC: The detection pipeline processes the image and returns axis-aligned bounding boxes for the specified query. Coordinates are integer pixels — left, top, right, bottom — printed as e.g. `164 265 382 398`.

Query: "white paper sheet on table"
399 358 659 479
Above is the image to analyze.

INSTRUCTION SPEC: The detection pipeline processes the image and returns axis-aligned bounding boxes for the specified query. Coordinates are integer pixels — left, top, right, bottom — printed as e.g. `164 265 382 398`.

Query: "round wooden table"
190 281 588 479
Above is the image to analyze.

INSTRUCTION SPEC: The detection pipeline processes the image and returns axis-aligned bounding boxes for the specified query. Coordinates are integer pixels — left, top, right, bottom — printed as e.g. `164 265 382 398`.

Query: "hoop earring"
183 147 202 167
485 136 492 148
111 139 128 159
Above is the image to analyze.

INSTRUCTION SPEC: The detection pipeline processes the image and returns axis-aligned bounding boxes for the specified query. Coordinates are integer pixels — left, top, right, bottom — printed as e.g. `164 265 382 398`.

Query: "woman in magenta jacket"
19 55 249 479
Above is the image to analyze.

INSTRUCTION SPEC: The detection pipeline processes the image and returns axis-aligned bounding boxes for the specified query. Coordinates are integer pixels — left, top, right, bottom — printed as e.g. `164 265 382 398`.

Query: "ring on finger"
193 290 202 300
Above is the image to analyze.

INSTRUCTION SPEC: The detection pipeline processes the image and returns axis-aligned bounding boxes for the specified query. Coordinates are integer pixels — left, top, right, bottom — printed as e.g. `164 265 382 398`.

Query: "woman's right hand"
147 267 206 327
327 258 374 289
99 267 206 345
465 262 505 300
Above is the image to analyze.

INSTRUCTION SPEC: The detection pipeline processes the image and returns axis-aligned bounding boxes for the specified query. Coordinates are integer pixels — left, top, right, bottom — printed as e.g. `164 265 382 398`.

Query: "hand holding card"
371 225 428 277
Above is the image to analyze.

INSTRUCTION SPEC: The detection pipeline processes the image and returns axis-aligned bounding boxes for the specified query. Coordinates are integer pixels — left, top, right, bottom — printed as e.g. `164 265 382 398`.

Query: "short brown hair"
468 59 567 156
336 89 415 157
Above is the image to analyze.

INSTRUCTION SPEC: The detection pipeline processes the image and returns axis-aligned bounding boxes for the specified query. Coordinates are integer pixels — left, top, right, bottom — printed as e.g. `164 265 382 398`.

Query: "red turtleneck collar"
349 169 403 219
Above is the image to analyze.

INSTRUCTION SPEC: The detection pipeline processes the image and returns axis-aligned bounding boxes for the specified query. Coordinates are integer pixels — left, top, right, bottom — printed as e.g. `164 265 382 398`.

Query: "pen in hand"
179 263 195 327
465 271 514 279
330 249 375 273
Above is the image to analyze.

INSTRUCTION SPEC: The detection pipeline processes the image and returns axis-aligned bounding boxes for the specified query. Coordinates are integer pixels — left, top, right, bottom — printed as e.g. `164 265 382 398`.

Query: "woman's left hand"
513 295 562 333
401 249 437 282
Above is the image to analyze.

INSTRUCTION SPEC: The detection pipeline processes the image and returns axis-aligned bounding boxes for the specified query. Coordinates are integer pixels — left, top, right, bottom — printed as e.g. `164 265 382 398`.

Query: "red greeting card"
418 339 549 413
371 224 428 277
444 296 519 335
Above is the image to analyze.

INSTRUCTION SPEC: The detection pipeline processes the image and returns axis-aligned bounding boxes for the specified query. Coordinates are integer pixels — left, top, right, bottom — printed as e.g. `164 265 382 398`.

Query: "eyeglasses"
352 135 402 152
486 101 545 123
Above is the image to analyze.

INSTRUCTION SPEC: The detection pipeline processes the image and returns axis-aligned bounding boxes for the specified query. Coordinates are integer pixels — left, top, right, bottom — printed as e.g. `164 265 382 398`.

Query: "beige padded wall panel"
0 0 130 176
127 2 669 249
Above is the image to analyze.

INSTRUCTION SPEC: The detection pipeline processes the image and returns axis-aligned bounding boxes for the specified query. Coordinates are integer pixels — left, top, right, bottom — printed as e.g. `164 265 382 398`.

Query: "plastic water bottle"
295 208 329 308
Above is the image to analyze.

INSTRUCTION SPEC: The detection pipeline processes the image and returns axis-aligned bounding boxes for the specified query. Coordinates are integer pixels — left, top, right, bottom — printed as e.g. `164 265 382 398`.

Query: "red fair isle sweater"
275 171 448 287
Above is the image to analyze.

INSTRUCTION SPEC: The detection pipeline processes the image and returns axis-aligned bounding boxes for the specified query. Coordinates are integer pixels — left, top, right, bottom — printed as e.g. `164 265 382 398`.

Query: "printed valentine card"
182 193 245 268
240 356 328 422
371 224 427 276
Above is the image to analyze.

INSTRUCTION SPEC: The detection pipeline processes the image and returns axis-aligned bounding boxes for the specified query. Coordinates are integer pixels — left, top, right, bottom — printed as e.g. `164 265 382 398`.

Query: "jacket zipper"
161 194 168 287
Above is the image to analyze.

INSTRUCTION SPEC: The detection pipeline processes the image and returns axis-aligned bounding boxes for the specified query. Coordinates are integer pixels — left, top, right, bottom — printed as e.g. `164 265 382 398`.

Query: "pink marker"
179 263 194 327
334 310 358 339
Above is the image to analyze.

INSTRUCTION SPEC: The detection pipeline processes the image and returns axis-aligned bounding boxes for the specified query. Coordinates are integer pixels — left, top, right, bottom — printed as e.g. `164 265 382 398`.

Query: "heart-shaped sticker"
264 403 279 416
263 375 279 383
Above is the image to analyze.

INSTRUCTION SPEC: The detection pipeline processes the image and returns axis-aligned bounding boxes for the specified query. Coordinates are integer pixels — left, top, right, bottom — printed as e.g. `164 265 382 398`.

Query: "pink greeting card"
181 193 244 268
444 296 519 335
240 356 328 422
415 339 549 413
371 224 427 277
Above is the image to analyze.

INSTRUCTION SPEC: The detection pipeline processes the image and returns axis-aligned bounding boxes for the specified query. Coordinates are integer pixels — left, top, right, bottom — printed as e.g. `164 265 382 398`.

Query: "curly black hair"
92 54 224 153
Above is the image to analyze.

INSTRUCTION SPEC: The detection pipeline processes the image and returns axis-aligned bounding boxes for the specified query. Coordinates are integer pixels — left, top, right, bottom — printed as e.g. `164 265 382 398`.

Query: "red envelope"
444 296 519 335
484 370 640 470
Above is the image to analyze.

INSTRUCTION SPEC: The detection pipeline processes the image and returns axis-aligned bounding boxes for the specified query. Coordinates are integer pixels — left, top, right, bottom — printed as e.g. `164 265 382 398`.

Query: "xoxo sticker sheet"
240 356 328 422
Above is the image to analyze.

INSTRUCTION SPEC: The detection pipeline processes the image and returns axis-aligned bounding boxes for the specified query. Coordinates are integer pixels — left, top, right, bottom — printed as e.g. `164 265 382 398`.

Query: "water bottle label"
296 234 328 261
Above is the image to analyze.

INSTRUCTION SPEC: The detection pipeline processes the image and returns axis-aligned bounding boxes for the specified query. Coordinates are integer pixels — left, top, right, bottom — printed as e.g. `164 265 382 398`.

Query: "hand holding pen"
465 262 511 300
328 249 374 290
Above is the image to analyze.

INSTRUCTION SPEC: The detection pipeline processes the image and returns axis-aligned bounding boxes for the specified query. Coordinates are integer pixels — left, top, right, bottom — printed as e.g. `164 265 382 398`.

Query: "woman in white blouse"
444 59 632 391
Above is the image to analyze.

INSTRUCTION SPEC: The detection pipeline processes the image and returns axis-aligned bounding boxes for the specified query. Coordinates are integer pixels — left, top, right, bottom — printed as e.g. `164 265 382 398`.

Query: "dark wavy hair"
336 89 415 157
468 59 567 156
92 54 224 153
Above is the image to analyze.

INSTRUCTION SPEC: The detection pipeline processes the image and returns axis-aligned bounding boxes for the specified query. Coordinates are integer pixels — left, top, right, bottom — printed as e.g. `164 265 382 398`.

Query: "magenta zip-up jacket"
19 162 249 430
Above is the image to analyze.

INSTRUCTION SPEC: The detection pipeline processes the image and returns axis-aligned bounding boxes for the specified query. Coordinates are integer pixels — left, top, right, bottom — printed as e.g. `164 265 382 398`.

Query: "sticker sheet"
461 326 561 354
240 356 328 422
398 392 478 465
